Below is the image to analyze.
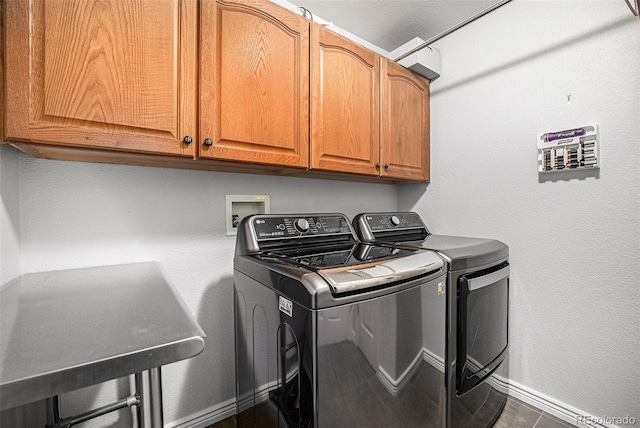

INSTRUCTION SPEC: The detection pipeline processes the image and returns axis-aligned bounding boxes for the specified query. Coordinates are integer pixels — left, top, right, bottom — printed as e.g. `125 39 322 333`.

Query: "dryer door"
456 262 509 395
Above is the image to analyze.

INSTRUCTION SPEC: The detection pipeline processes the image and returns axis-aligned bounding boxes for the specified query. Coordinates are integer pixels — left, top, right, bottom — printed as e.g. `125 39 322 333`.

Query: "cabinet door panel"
380 60 430 181
5 0 197 156
1 3 4 142
311 26 379 175
199 0 309 167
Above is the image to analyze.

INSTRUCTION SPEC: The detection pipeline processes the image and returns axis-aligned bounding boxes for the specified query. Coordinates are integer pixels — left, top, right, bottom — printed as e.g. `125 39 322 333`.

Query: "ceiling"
287 0 502 53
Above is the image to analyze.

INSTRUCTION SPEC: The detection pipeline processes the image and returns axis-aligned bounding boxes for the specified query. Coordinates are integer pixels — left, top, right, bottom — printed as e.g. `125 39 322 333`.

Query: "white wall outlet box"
226 195 270 236
537 124 599 173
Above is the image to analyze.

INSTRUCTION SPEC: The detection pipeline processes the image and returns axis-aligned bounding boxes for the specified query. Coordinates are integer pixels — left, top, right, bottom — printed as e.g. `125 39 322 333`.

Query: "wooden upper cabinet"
310 24 380 176
2 0 429 182
4 0 198 157
380 59 430 181
199 0 309 168
1 2 4 143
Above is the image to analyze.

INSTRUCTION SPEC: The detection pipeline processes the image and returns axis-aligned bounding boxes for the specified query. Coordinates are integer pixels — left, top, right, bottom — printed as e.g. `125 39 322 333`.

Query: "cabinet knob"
203 138 213 146
384 163 389 170
183 136 193 144
375 163 380 169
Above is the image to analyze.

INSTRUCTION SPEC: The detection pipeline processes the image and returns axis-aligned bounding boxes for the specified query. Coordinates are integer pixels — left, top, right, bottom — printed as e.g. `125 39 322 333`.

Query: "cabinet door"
5 0 197 157
199 0 309 168
1 3 5 142
380 59 430 181
310 25 380 176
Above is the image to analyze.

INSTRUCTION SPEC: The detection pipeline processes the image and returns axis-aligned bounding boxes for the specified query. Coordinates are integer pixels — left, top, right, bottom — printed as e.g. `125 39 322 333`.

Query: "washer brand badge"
279 296 293 317
437 282 445 295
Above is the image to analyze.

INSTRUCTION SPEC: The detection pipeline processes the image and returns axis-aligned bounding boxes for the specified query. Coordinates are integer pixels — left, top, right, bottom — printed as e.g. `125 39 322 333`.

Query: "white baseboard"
165 397 236 428
167 361 627 428
506 379 628 428
422 347 445 373
420 347 621 428
236 380 277 414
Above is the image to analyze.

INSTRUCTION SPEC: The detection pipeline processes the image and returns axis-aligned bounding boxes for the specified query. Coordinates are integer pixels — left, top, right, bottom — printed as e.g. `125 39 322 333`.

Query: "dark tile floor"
217 341 575 427
208 395 575 428
494 398 575 428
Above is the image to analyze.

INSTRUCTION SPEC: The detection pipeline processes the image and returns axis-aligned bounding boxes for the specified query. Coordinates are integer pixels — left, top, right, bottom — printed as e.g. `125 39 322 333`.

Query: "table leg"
148 367 164 427
135 369 164 428
135 373 144 427
45 396 61 427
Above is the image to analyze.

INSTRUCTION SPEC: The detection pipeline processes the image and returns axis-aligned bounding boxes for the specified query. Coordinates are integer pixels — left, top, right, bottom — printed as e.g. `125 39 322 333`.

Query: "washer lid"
241 242 445 306
317 249 444 294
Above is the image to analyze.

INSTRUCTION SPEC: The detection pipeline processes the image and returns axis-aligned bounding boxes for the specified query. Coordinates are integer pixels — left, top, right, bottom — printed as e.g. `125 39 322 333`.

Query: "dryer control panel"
360 212 425 231
353 212 429 242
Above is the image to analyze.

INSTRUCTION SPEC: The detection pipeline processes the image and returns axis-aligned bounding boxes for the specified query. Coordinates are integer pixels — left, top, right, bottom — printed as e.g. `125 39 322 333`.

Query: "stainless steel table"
0 262 205 427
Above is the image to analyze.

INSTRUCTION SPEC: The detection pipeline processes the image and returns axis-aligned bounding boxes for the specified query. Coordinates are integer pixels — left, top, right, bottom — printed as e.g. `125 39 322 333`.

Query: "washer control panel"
252 214 352 239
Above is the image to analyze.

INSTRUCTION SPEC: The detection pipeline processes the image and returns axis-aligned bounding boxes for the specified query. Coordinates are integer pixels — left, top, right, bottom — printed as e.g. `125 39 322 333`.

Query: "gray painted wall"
0 145 20 285
400 0 640 423
2 0 639 426
0 145 397 426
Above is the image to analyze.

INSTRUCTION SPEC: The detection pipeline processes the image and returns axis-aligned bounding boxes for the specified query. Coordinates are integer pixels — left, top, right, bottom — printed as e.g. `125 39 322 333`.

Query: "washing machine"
234 213 448 427
353 212 509 428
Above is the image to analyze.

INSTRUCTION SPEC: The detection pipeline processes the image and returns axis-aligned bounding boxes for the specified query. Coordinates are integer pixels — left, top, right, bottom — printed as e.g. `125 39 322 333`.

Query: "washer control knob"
295 218 310 233
389 215 401 226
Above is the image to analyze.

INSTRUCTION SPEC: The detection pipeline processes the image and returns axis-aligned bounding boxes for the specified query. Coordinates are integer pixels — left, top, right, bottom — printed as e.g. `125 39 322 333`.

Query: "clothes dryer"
353 212 509 428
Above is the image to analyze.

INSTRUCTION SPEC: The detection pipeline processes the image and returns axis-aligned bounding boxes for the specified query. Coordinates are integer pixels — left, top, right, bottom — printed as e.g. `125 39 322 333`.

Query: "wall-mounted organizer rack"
537 124 599 173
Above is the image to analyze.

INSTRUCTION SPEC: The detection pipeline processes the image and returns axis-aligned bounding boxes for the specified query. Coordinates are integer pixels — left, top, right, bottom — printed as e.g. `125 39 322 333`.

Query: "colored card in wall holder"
537 124 599 173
